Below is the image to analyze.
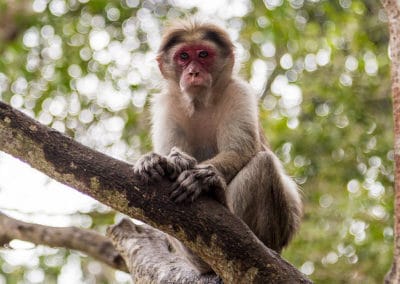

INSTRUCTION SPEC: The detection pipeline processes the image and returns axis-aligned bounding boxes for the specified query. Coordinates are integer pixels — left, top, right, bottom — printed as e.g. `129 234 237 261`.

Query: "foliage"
0 0 393 283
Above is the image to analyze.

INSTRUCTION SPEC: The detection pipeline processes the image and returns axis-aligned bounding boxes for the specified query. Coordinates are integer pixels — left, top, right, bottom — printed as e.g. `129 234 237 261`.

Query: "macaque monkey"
134 19 302 273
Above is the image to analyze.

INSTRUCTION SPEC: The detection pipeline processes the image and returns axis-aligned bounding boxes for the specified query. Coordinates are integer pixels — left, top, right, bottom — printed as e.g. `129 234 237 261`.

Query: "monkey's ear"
156 55 166 77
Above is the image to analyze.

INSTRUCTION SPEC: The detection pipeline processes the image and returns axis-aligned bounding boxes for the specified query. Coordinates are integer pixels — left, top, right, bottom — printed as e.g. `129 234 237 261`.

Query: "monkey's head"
157 20 234 95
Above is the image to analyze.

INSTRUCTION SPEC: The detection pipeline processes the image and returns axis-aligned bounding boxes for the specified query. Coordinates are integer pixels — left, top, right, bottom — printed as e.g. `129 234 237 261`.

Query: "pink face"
173 44 216 92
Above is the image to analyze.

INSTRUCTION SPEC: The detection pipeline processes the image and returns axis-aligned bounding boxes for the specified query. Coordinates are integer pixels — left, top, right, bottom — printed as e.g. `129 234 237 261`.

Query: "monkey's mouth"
188 77 207 86
181 74 211 89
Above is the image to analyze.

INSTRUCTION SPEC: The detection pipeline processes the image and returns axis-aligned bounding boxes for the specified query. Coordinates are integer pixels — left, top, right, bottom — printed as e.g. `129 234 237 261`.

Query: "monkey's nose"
189 71 199 77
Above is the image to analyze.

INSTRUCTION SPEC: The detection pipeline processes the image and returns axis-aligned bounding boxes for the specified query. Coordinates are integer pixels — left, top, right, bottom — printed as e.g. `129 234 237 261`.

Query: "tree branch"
0 101 310 283
0 211 127 272
107 218 221 283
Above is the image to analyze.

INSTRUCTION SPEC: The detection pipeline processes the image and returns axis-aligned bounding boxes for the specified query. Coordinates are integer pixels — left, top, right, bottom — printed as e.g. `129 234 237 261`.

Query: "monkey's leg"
167 150 301 272
168 151 302 273
226 150 302 253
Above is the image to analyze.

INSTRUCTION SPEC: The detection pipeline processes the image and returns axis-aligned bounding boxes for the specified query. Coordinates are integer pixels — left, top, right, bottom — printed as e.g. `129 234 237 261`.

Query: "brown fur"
135 19 302 273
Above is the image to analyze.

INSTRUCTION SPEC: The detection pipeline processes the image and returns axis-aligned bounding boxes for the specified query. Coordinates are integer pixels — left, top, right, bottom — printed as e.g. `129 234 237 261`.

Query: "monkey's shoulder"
218 78 258 115
225 77 258 101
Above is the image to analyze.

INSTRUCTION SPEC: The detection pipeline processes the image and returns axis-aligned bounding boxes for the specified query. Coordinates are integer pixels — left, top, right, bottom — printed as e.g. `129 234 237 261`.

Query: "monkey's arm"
170 111 260 204
204 149 255 184
203 113 260 183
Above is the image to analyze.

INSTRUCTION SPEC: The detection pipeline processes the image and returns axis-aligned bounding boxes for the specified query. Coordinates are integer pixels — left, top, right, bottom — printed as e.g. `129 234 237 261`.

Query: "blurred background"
0 0 393 283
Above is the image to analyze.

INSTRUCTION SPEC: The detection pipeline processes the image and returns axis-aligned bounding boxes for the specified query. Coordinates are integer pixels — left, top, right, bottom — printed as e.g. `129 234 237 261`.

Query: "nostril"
190 72 199 77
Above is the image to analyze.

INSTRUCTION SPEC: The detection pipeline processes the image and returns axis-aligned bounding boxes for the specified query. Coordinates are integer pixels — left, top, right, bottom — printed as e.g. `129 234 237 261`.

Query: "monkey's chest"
181 119 218 162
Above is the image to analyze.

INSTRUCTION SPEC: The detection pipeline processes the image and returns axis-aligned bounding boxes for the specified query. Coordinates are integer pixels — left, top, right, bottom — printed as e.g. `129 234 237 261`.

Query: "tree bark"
0 212 128 272
0 101 311 283
381 1 400 283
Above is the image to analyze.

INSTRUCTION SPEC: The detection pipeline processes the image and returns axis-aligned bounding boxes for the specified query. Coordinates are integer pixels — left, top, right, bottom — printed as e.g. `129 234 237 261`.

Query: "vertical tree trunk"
381 1 400 283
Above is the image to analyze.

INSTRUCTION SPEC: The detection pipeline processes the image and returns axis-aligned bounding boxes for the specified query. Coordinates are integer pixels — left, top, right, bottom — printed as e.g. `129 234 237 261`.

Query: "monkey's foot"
170 164 226 203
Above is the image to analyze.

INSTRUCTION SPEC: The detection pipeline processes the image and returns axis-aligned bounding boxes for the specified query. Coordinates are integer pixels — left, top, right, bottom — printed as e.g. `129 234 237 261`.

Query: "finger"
170 185 185 202
190 191 199 203
174 187 192 203
164 160 179 178
153 162 165 177
176 170 192 183
179 176 195 189
169 179 181 194
186 184 202 203
148 169 163 182
143 161 153 172
138 172 152 184
170 178 186 199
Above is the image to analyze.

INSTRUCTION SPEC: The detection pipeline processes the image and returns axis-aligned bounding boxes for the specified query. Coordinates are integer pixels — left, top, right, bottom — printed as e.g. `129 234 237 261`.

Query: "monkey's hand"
134 152 176 184
134 149 197 184
167 147 197 179
170 164 227 204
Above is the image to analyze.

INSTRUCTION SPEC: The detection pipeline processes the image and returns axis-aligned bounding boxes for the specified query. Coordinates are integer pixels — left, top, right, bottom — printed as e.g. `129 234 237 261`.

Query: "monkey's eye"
180 52 189 60
198 51 208 58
